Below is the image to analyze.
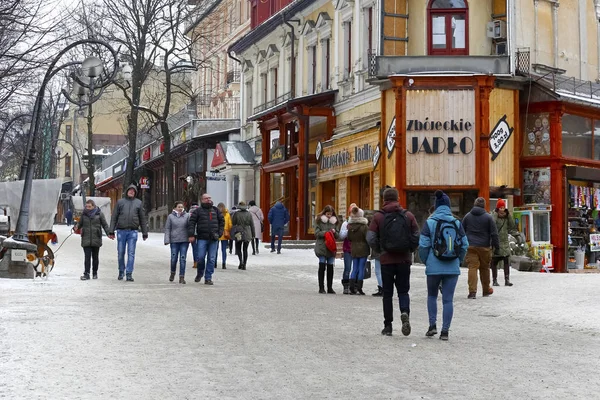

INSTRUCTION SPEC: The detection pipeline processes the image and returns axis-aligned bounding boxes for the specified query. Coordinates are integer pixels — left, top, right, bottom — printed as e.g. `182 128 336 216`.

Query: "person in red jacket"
367 187 420 337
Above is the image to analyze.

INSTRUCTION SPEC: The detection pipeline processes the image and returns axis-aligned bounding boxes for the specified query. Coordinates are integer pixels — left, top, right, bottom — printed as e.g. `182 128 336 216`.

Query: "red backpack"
324 231 337 253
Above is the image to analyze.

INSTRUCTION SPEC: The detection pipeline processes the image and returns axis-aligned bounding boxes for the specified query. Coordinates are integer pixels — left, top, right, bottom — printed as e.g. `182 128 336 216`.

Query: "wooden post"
549 109 565 272
260 124 270 243
297 114 306 240
393 84 407 205
477 77 494 209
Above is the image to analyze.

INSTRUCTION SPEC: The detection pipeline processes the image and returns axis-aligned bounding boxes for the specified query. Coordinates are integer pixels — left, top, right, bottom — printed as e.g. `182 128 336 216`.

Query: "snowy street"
1 224 600 399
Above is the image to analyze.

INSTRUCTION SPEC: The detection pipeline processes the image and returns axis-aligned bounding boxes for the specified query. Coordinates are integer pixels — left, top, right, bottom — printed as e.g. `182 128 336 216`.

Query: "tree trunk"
87 103 95 196
161 121 174 211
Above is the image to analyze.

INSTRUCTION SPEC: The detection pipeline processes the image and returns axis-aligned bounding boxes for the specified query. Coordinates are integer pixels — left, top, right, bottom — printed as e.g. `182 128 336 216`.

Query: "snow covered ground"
1 224 599 399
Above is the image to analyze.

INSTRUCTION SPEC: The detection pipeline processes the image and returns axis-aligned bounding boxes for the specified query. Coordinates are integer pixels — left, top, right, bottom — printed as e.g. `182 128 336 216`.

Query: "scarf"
83 207 99 218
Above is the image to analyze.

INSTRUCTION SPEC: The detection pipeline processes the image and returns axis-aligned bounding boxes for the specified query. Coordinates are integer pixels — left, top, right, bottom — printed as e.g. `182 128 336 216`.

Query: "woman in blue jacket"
419 190 469 341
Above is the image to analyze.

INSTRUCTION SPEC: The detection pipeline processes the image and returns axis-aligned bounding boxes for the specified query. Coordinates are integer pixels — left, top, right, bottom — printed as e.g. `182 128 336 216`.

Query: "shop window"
523 113 551 157
562 114 593 159
428 0 468 56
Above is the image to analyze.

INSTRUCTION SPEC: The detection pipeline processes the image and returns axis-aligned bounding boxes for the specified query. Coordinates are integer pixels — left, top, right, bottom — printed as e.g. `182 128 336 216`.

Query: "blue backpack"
431 218 464 261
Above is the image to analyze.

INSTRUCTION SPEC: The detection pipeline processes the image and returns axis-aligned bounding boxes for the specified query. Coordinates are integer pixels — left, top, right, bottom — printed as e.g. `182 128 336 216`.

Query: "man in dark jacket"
109 184 148 282
188 193 224 285
268 201 290 254
367 187 420 337
462 197 500 299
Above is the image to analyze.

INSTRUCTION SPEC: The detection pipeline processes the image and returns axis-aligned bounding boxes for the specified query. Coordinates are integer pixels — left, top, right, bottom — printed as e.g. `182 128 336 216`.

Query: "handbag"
364 260 372 279
231 225 246 241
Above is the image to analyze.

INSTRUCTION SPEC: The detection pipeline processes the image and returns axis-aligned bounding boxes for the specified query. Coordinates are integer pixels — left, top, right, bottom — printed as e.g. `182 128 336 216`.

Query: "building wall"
488 88 517 188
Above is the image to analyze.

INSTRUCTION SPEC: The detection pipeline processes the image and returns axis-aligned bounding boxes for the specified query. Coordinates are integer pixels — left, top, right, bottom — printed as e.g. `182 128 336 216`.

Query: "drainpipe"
227 49 241 64
534 0 539 65
283 15 299 98
552 1 559 68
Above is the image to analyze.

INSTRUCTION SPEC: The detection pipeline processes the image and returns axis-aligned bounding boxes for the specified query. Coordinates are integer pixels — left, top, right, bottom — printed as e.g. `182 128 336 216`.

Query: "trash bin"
575 250 585 269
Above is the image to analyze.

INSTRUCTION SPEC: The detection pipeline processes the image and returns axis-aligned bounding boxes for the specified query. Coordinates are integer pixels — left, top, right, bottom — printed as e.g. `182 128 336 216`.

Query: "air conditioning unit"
487 20 507 39
495 41 507 55
60 193 71 201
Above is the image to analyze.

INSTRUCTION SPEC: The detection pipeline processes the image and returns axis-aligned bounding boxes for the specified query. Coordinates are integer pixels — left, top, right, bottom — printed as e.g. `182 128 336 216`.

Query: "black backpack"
431 218 464 261
378 210 418 253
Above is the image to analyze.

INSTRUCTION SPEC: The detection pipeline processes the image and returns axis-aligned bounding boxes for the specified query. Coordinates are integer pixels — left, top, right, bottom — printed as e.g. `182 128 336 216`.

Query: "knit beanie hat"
496 199 506 209
351 206 364 218
348 203 357 216
474 197 486 208
383 187 399 202
434 190 451 209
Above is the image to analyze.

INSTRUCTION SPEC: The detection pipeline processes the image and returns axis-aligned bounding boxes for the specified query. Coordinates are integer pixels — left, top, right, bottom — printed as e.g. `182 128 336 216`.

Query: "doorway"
349 173 371 210
321 180 336 212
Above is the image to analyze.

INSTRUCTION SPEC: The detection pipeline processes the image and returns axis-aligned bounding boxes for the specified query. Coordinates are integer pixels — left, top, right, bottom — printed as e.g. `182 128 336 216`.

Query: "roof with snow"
212 141 255 168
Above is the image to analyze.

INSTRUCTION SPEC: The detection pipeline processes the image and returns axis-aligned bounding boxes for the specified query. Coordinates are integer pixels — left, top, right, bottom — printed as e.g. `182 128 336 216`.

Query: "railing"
515 48 530 75
368 49 377 79
226 70 241 85
536 73 600 100
253 91 292 115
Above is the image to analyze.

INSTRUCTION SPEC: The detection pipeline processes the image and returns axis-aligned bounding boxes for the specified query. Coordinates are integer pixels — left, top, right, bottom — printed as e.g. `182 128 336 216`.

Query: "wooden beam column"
260 124 271 243
476 77 494 209
297 115 306 240
393 85 407 205
549 109 566 272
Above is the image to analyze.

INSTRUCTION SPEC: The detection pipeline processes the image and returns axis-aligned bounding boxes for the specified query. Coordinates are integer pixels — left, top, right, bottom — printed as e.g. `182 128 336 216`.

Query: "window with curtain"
428 0 468 55
562 114 593 159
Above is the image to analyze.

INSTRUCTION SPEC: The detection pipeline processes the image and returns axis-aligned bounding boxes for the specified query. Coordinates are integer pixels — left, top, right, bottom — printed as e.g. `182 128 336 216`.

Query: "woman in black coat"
76 200 112 280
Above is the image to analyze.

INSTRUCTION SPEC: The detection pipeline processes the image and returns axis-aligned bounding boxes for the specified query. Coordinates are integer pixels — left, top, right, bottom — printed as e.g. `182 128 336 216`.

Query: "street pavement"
1 225 600 400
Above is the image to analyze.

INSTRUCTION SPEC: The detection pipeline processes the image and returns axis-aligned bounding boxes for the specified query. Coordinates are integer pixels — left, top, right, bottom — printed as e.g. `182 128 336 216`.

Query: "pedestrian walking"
491 199 518 287
164 201 190 284
65 208 73 226
462 197 500 299
216 202 232 269
314 205 339 294
229 206 238 255
76 200 112 280
268 201 290 254
339 203 357 294
419 190 469 341
189 202 199 268
188 193 224 285
231 201 255 270
370 246 384 297
367 187 419 337
347 206 370 295
248 200 264 255
108 184 148 282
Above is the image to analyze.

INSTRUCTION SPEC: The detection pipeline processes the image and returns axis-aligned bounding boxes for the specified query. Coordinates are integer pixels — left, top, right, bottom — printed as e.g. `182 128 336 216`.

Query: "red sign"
139 177 150 189
142 147 151 161
159 142 165 154
211 143 226 168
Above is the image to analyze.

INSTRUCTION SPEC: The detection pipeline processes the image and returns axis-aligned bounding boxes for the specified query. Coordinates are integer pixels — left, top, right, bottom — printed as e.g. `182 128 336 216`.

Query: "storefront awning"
248 90 337 122
211 141 255 170
527 72 600 110
96 173 124 192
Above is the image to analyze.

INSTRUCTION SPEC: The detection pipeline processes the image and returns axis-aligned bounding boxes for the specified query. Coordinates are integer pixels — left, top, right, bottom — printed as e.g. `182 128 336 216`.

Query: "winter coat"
347 216 370 258
492 210 519 257
220 209 232 241
462 206 500 249
248 205 264 237
109 184 148 236
164 211 190 245
187 202 224 241
76 207 110 248
268 202 290 229
339 220 352 253
314 214 339 258
367 201 419 265
231 207 255 242
418 205 469 275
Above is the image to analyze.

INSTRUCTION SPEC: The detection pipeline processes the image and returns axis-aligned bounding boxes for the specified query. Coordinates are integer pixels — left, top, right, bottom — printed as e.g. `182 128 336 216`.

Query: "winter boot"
222 262 226 269
381 324 392 336
349 279 357 295
193 262 197 269
318 263 326 294
356 280 365 295
169 272 176 282
439 331 449 341
92 273 98 280
400 312 411 336
505 278 513 287
126 273 134 282
483 287 494 297
118 271 124 280
179 276 186 284
493 279 500 287
372 285 383 297
80 273 90 281
326 264 336 294
342 279 350 295
426 324 437 337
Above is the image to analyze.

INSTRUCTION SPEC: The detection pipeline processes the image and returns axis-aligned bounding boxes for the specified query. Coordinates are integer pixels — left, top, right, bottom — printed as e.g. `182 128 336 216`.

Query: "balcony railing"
226 70 241 85
253 91 292 115
515 48 530 75
368 50 377 79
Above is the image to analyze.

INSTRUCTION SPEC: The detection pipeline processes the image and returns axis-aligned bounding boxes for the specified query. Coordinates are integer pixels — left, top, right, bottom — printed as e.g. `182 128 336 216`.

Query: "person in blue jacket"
419 190 469 341
267 201 290 254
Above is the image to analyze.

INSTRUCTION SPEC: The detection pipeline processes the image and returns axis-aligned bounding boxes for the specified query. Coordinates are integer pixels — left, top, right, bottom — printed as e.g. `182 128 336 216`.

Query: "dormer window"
428 0 468 56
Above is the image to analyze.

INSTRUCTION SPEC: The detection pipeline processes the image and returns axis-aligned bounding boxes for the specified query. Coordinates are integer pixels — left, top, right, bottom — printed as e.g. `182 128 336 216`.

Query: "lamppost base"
0 237 37 279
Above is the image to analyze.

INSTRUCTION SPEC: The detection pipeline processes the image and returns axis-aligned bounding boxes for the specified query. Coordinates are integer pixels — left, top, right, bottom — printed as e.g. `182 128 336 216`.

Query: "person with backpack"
314 205 339 294
347 206 370 295
491 199 518 287
367 188 420 337
419 190 469 341
462 197 500 299
338 203 357 294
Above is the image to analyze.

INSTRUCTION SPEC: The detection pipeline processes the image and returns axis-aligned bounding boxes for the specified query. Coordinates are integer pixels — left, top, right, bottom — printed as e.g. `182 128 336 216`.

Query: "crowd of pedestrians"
74 183 515 342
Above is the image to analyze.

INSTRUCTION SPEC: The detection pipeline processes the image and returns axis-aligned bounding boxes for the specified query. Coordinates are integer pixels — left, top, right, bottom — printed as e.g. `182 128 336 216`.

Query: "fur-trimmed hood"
317 214 337 225
348 216 368 225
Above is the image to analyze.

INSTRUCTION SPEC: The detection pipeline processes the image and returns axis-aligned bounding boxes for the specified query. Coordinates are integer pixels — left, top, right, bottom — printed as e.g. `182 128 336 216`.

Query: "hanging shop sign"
270 145 286 163
318 131 379 180
316 141 323 161
372 144 381 170
405 89 476 186
386 117 396 158
211 143 226 168
112 159 126 176
489 115 514 161
142 147 151 162
139 177 150 189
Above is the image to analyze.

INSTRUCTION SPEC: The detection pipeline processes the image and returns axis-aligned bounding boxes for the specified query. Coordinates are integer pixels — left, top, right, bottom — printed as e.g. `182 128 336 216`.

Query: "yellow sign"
318 130 379 180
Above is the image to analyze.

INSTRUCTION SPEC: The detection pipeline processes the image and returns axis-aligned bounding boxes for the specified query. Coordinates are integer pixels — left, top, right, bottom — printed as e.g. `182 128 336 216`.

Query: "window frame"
427 0 469 56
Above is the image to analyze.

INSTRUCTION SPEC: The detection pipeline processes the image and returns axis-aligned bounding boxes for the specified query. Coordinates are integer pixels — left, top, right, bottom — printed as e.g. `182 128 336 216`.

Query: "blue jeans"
318 256 335 264
170 242 189 276
215 240 228 265
194 239 218 281
427 274 459 332
117 230 138 274
350 257 367 280
271 226 284 251
374 259 382 287
342 251 352 281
